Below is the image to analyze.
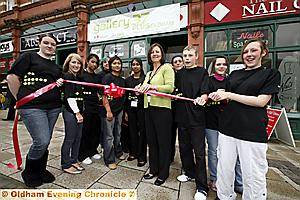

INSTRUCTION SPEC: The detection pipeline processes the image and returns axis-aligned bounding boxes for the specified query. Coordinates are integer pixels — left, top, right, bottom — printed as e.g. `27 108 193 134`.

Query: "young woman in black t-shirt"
205 56 244 194
7 34 62 187
78 54 102 165
102 55 126 170
61 53 84 174
124 58 147 167
208 39 281 200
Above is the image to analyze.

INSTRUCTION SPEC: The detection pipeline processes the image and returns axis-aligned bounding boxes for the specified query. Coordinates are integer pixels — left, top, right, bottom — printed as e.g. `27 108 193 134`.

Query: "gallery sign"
205 0 300 25
0 41 13 54
88 3 180 42
20 27 77 51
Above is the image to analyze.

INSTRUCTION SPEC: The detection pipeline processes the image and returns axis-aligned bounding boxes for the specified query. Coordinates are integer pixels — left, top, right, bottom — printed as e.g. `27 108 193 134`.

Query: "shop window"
276 51 300 112
276 23 300 47
90 46 103 60
230 26 273 49
104 42 129 59
131 40 147 58
205 31 227 52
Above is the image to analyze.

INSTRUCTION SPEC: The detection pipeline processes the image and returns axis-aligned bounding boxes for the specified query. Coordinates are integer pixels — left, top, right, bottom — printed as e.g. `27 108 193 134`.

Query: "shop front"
88 3 188 77
204 0 300 138
0 40 14 82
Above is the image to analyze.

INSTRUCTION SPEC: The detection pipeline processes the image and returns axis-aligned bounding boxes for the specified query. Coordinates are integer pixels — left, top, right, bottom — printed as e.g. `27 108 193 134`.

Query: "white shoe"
194 190 207 200
177 174 194 182
82 157 93 165
92 154 101 160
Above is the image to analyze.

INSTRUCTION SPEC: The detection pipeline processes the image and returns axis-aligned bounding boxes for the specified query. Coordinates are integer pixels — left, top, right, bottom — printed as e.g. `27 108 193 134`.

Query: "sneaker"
118 154 126 160
177 174 195 182
92 154 102 160
108 163 117 170
194 190 207 200
82 157 92 165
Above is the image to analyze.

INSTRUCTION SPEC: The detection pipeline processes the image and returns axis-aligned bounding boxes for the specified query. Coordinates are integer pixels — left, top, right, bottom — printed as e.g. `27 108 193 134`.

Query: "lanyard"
147 64 162 84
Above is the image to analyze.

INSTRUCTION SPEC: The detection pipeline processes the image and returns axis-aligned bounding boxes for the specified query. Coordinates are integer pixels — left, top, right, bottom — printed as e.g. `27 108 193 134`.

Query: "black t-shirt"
205 76 229 130
80 71 102 113
8 52 62 109
63 73 84 114
125 75 145 111
174 67 209 127
219 67 281 143
102 73 125 115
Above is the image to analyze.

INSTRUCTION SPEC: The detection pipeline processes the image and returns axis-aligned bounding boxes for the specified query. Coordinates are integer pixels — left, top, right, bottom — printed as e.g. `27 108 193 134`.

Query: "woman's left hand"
138 84 157 93
194 96 207 106
209 89 228 101
56 78 64 87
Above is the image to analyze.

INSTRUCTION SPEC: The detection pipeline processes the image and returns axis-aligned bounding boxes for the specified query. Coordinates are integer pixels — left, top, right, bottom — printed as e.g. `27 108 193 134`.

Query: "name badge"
147 95 151 103
131 100 138 107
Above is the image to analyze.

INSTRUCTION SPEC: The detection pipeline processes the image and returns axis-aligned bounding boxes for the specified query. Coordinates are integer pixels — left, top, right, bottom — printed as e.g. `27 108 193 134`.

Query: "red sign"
266 107 283 139
205 0 300 25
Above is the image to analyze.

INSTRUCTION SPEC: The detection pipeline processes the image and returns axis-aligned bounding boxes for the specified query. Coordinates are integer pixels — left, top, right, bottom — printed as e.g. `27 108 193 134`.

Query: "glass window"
131 40 147 58
90 46 103 60
104 42 129 59
205 31 227 52
276 51 300 112
276 23 300 47
230 26 273 50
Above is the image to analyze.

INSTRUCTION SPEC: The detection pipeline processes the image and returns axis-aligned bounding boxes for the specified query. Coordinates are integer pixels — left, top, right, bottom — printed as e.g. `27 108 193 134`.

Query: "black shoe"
137 161 146 167
234 187 243 195
41 150 55 183
21 156 43 188
127 156 136 161
154 178 165 186
143 173 155 180
2 118 13 121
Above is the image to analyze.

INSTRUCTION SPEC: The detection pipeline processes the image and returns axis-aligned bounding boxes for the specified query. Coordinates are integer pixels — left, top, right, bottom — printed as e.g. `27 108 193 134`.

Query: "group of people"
6 32 281 200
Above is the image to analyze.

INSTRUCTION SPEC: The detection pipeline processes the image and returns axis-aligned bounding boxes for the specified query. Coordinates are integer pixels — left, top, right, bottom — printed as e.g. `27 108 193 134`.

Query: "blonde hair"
63 53 83 74
183 45 198 57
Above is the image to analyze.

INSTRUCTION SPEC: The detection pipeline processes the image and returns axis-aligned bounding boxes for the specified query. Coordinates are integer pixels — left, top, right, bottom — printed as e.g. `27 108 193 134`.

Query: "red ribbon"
9 80 194 169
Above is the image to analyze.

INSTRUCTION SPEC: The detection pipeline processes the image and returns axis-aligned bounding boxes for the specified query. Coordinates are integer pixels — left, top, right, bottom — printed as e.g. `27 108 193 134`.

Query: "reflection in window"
131 40 147 57
230 26 272 49
6 0 14 10
104 42 129 59
276 23 300 47
205 31 227 52
276 51 300 112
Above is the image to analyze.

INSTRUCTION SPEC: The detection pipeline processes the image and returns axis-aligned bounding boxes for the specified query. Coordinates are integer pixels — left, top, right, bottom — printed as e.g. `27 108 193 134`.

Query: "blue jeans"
61 109 83 169
103 111 123 165
205 129 243 189
19 107 61 160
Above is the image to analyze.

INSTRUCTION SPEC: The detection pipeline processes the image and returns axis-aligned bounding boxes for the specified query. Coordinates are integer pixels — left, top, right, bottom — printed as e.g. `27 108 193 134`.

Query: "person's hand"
56 78 64 87
209 89 228 101
194 96 207 106
75 112 83 123
138 84 157 93
106 111 113 121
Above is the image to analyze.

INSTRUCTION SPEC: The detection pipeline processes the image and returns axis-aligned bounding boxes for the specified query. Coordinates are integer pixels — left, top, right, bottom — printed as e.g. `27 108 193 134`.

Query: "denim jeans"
205 129 243 189
103 111 123 165
61 109 83 169
19 107 61 160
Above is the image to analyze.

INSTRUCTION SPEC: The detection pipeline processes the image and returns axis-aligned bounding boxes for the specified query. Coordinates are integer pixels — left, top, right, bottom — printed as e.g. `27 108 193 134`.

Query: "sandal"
63 166 81 174
72 163 85 171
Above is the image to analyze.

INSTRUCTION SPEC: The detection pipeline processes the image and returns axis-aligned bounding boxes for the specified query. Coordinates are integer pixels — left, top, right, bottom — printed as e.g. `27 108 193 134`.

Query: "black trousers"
170 119 178 162
78 112 101 161
145 107 172 180
127 108 147 162
178 126 208 192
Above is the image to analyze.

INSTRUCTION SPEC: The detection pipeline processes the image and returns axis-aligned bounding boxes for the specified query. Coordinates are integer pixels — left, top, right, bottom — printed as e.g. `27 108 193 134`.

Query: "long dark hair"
130 57 145 76
210 55 229 74
85 54 100 69
108 55 123 72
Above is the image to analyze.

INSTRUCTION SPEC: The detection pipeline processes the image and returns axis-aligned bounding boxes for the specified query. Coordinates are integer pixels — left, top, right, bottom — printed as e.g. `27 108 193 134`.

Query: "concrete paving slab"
89 182 116 189
98 165 144 189
0 151 15 162
268 179 300 200
118 159 149 172
137 181 178 200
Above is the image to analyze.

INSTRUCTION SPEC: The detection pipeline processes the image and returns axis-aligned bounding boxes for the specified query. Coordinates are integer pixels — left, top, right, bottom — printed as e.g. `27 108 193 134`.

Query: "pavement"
0 109 300 200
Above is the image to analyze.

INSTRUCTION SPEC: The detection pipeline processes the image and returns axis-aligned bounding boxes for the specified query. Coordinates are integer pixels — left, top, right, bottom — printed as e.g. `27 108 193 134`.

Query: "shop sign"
88 3 180 42
21 27 77 51
0 41 13 54
231 29 269 49
205 0 300 25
